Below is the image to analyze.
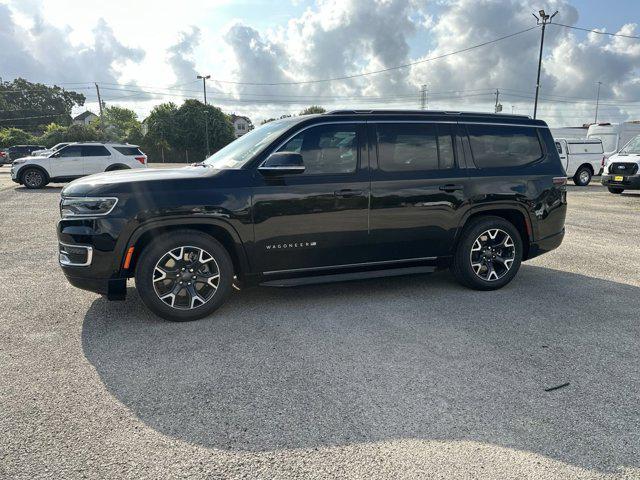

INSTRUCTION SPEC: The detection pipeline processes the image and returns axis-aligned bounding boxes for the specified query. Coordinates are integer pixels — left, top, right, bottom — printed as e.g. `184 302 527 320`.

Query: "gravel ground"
0 168 639 479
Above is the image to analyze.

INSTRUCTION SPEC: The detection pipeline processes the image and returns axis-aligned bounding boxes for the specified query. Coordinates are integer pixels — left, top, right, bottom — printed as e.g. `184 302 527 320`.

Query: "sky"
1 0 639 127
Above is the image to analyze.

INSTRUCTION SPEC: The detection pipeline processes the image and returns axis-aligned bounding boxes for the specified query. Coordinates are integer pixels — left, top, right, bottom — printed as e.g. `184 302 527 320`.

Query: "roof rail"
325 109 531 119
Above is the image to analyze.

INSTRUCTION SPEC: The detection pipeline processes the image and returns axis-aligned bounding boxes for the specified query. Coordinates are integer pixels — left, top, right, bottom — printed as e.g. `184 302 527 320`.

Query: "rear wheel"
21 168 48 189
451 216 523 291
135 230 234 321
573 166 592 186
608 187 624 194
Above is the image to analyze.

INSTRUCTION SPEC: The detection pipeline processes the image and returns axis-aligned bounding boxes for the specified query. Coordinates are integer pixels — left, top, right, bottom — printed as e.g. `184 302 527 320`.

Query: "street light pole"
197 74 211 157
532 9 558 119
595 81 602 123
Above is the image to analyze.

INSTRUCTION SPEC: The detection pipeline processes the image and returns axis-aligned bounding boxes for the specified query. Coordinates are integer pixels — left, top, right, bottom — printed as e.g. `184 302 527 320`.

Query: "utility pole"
532 9 558 119
95 82 104 132
494 89 502 113
594 81 602 123
197 74 211 157
420 84 427 110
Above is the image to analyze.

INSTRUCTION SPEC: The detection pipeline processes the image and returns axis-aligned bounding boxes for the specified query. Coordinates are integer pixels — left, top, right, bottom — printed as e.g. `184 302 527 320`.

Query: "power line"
206 26 539 86
550 22 640 40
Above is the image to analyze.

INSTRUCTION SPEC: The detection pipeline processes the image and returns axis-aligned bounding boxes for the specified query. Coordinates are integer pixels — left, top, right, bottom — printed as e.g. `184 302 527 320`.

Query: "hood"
12 155 48 163
608 153 640 165
62 166 225 196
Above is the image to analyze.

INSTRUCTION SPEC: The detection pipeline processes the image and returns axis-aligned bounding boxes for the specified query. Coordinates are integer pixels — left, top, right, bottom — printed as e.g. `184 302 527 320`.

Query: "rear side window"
555 142 563 154
467 125 543 168
82 146 111 157
376 123 455 172
114 146 143 156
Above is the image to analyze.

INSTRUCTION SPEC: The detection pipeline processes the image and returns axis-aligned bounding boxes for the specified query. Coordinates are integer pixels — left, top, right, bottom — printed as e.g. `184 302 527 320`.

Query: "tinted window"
376 123 455 172
57 146 83 157
114 146 143 156
467 125 543 168
278 124 358 174
555 142 562 154
82 145 111 157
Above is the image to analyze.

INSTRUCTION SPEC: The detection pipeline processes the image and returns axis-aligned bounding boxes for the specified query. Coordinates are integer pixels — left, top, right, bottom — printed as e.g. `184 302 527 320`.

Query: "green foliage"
102 106 141 142
299 105 326 115
0 127 35 146
0 78 86 132
62 124 101 142
173 100 235 160
38 123 68 147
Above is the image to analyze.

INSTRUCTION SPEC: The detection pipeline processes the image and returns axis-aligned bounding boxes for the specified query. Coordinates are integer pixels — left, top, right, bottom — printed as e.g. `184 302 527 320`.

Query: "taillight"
135 156 146 165
552 177 567 186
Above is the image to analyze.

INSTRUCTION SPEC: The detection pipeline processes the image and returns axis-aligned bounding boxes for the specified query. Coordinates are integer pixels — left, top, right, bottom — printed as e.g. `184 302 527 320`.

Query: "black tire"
105 164 130 172
450 216 523 291
21 167 48 189
573 166 592 186
134 230 234 322
608 187 624 194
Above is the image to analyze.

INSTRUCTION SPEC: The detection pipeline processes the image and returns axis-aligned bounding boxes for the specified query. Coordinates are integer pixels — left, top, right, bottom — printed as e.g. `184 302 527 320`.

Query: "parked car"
0 148 9 165
31 142 70 157
11 143 147 189
57 110 567 322
587 122 640 159
601 134 640 194
554 138 605 186
7 145 46 161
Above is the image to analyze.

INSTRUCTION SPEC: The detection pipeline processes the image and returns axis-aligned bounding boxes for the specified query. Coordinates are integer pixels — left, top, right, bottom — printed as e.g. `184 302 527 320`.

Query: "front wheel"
450 216 523 291
135 230 234 321
22 168 48 189
573 167 592 186
607 187 624 194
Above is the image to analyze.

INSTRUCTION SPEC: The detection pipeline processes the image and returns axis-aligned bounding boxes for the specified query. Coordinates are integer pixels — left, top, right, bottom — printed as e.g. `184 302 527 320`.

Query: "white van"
587 122 640 158
554 138 605 186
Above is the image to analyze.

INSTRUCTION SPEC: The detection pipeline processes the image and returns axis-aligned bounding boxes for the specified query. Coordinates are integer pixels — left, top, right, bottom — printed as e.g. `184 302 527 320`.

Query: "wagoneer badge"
266 241 317 250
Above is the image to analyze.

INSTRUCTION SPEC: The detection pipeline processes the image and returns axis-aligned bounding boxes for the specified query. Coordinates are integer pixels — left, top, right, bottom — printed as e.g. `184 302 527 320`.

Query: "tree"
299 105 326 115
38 123 68 147
102 106 141 142
62 123 101 142
173 99 235 160
261 118 276 125
144 102 179 162
0 127 35 146
0 78 86 132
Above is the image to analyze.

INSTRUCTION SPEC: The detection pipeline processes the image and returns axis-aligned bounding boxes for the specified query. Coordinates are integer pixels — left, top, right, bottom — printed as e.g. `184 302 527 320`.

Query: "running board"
260 265 436 287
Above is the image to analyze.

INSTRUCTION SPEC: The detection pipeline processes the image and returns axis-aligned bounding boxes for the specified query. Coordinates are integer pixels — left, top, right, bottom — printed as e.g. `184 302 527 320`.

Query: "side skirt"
260 265 436 287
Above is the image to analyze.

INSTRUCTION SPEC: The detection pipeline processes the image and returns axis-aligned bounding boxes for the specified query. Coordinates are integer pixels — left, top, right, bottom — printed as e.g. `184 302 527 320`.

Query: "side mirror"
258 152 305 175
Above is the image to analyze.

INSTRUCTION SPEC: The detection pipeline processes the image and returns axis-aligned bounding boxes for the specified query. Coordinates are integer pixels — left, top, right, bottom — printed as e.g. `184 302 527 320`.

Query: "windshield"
588 133 617 154
619 135 640 155
203 118 298 169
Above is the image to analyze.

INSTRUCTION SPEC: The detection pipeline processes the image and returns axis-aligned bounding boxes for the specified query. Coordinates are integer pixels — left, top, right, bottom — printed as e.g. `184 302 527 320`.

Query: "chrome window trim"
59 242 93 267
60 196 119 218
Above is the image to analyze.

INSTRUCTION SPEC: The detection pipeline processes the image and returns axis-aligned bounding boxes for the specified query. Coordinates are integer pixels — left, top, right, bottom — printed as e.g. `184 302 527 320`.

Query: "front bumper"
601 173 640 190
10 164 20 183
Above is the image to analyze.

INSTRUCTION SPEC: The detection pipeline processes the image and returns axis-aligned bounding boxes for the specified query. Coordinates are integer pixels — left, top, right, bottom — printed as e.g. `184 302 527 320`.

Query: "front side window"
57 146 83 158
376 123 455 172
278 124 358 175
467 125 543 168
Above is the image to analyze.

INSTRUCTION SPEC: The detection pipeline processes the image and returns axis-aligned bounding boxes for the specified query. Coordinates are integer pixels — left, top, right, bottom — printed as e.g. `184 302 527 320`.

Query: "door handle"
439 184 464 192
334 189 363 198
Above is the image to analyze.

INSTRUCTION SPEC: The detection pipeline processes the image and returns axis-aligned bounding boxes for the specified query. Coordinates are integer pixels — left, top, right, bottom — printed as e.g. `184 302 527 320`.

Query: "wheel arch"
18 164 50 184
105 163 131 172
457 206 532 260
122 218 250 279
577 163 594 174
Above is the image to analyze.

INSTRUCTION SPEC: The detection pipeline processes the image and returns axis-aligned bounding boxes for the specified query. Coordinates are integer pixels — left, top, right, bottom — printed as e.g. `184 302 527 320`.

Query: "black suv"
58 111 567 321
8 145 46 161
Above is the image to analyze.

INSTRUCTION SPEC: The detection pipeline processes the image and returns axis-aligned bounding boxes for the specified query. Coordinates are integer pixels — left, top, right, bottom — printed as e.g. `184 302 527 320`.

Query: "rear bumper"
526 228 565 260
601 174 640 190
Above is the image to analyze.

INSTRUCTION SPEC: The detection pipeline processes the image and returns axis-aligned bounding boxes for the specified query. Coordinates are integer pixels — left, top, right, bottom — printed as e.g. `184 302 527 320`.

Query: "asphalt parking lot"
1 165 639 479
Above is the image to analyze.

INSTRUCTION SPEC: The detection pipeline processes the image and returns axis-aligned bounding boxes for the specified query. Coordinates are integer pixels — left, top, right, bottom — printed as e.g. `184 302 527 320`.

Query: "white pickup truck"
554 138 605 186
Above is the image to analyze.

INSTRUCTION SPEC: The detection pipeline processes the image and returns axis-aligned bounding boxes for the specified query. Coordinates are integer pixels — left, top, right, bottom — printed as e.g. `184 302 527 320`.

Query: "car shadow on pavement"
12 186 63 193
81 265 639 472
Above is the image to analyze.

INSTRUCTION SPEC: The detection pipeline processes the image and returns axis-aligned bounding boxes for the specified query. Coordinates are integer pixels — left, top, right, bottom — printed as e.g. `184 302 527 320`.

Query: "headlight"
60 197 118 218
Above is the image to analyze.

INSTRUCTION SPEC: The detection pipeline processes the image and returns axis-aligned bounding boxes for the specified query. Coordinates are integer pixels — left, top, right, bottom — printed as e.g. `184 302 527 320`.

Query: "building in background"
73 111 99 126
230 114 253 138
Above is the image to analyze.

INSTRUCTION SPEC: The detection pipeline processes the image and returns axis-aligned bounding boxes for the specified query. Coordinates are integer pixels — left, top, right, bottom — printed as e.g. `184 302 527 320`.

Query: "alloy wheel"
469 229 516 281
24 170 43 188
152 246 220 310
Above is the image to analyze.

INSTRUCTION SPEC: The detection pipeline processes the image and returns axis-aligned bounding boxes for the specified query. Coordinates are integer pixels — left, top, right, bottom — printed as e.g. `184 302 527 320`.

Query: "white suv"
11 143 148 189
